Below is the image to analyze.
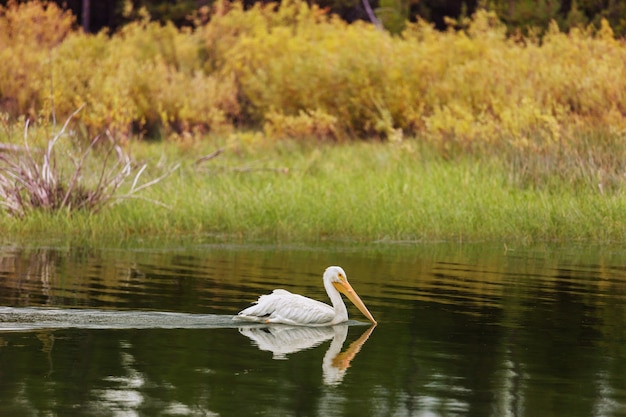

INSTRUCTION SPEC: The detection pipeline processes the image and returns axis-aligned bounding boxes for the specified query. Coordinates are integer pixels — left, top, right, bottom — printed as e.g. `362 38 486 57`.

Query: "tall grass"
3 138 625 245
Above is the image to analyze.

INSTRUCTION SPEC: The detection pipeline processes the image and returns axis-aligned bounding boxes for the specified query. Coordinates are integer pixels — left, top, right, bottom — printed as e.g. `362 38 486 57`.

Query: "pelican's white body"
235 266 375 326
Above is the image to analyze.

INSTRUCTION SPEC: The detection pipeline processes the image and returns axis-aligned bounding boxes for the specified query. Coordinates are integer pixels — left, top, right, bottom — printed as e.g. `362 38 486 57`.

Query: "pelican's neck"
324 273 348 323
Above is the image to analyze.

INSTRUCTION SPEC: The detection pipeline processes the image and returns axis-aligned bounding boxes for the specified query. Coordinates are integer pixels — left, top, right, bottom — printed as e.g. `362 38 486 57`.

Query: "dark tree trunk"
82 0 90 32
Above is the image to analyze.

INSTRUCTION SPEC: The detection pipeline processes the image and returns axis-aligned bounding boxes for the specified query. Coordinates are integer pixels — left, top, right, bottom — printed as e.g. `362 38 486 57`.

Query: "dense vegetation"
1 0 625 143
1 0 626 243
3 0 625 37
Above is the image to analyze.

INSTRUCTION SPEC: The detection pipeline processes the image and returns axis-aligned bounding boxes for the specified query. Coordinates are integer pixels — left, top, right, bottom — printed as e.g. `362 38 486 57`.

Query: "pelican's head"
325 266 377 324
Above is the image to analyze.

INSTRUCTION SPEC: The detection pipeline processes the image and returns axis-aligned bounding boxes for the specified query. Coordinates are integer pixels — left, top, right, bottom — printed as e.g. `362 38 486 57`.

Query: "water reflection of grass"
2 137 625 245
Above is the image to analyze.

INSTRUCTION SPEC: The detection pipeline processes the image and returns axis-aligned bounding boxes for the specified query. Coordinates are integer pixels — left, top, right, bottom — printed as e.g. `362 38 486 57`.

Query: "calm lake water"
0 242 625 417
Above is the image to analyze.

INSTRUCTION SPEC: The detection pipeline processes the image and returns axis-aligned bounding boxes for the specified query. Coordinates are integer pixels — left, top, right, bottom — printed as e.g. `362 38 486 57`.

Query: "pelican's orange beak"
333 280 377 324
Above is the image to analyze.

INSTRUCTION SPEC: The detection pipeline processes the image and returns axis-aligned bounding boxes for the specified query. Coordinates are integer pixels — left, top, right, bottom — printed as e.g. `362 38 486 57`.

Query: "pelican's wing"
236 289 335 325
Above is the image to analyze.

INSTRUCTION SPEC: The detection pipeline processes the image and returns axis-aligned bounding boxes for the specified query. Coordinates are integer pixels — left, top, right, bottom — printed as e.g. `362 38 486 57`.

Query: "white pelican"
235 266 376 326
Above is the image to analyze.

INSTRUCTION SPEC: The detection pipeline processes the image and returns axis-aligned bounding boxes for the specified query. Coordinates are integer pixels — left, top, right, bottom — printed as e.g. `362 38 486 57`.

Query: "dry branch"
0 143 25 153
194 148 224 166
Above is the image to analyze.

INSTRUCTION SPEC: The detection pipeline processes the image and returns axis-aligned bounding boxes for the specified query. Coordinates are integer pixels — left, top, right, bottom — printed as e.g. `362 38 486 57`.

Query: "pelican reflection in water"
239 324 376 385
235 266 376 326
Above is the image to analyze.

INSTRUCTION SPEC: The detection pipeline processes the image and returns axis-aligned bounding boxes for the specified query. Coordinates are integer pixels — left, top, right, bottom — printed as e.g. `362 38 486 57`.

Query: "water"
0 242 625 417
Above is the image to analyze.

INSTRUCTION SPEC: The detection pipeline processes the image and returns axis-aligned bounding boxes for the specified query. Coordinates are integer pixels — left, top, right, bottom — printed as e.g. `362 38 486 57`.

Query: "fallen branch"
194 148 224 166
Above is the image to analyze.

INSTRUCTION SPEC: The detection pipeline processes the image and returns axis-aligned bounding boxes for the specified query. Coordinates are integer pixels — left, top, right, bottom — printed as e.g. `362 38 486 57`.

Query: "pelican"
235 266 376 326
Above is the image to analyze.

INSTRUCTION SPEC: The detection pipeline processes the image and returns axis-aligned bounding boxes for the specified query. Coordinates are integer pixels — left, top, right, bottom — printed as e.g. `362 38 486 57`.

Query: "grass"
2 134 625 246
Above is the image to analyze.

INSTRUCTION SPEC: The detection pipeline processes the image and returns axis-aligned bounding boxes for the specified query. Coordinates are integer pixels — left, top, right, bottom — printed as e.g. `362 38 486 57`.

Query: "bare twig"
130 164 148 191
0 143 25 153
116 162 180 198
60 134 100 209
194 148 224 165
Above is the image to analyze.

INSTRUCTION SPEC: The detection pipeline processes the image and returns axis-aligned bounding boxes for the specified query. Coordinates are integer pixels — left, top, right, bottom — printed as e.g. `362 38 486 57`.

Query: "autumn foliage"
1 0 625 148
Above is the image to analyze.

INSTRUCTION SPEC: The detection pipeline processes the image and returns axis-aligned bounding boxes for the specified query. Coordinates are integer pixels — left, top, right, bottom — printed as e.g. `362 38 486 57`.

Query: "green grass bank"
2 1 626 247
2 137 625 246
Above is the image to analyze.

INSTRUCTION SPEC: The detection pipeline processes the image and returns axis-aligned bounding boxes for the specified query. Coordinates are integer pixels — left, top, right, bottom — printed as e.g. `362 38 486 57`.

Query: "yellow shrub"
1 0 626 149
0 1 74 118
264 109 340 140
0 0 74 48
49 19 239 138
